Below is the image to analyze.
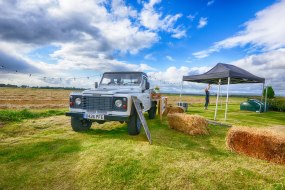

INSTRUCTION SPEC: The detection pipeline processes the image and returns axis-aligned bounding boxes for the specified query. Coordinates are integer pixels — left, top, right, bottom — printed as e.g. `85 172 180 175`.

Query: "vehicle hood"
83 88 142 95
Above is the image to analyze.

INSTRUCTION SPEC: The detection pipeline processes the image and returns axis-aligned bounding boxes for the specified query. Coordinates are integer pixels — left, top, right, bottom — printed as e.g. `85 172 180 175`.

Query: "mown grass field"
0 88 285 189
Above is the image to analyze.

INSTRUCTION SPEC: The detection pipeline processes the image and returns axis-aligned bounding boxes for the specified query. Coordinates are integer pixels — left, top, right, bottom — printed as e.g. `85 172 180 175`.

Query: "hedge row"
267 98 285 112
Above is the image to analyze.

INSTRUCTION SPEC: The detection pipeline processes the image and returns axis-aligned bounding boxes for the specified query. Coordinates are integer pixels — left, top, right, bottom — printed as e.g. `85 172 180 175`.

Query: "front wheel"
127 111 141 135
71 117 92 132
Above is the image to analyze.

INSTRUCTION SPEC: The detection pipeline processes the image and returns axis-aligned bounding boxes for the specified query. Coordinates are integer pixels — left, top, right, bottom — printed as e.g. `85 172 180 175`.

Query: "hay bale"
163 106 184 116
226 126 285 165
167 113 209 135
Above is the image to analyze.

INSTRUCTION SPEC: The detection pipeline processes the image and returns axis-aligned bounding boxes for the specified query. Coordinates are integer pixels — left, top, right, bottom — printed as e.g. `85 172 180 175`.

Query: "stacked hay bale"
167 113 209 135
163 106 184 116
226 126 285 165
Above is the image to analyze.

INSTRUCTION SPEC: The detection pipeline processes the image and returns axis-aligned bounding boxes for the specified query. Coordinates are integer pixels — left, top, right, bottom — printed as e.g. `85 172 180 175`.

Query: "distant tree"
263 86 275 99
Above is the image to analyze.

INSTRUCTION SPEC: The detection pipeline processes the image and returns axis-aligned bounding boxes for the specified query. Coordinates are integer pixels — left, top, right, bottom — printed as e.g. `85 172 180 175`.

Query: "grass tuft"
0 109 66 122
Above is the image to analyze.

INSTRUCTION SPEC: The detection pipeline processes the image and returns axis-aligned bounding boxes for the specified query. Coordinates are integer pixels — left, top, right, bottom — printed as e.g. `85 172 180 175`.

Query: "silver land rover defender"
66 72 157 135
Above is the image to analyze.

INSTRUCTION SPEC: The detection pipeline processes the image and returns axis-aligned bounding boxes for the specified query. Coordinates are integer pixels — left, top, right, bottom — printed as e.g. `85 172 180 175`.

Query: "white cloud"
166 56 175 61
148 66 210 83
187 14 196 21
171 28 187 39
139 0 186 38
0 72 103 89
111 0 138 19
0 0 175 84
197 17 208 29
194 0 285 58
147 66 211 93
144 53 156 61
231 48 285 95
207 0 215 6
146 63 284 96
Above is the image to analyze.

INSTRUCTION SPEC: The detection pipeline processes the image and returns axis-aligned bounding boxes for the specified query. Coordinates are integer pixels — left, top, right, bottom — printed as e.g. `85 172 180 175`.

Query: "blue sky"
0 0 284 95
125 0 276 69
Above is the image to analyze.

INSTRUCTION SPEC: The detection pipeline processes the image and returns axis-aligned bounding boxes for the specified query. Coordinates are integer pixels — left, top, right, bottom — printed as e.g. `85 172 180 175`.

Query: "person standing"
204 84 211 110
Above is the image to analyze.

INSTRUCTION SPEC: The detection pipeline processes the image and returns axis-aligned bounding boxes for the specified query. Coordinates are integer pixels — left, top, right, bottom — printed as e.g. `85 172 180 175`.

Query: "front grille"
82 96 113 111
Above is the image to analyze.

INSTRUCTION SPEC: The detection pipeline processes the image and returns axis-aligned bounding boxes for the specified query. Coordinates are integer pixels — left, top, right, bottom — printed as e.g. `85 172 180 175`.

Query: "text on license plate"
86 113 104 120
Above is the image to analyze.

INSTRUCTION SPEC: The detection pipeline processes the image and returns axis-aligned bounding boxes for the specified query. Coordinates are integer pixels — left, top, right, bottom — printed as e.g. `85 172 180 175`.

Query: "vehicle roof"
103 71 148 77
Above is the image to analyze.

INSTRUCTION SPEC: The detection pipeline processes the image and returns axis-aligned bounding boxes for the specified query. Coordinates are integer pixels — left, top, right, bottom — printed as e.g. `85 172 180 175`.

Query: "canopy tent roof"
183 63 265 84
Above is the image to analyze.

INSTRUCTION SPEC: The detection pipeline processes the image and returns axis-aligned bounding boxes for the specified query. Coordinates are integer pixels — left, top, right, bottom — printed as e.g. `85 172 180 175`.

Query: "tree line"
0 83 86 90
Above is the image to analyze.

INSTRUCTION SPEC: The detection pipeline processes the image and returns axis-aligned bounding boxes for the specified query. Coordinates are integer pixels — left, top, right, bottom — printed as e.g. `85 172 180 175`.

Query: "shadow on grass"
148 118 232 159
78 123 149 143
71 117 232 159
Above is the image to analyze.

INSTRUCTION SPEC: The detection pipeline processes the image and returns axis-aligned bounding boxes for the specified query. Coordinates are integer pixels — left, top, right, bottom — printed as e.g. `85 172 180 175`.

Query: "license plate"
85 113 104 120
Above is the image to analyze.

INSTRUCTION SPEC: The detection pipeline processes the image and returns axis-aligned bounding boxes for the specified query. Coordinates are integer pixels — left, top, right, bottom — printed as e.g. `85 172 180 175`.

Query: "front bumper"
65 112 129 122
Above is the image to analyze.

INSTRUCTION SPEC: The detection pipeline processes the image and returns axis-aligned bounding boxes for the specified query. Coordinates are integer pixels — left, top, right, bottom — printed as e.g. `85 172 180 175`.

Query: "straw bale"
226 126 285 165
167 113 209 135
163 106 184 116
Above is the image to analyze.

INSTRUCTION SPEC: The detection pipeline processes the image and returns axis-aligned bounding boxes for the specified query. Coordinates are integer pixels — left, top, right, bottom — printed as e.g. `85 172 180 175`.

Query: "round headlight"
115 99 123 108
75 97 81 105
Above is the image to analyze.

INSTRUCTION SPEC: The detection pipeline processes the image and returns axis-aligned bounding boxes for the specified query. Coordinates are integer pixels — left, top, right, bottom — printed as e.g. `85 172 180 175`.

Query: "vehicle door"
139 76 151 112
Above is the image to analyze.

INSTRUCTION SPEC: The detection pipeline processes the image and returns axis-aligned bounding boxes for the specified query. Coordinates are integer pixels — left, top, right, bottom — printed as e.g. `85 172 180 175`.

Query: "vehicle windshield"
100 73 142 86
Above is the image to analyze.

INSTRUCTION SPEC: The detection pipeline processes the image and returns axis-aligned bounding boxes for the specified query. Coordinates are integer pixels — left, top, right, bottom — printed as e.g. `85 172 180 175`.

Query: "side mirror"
146 81 150 90
95 82 98 88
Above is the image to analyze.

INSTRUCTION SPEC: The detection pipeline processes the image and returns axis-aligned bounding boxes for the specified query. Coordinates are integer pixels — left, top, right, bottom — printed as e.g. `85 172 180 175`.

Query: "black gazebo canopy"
183 63 265 84
181 63 265 121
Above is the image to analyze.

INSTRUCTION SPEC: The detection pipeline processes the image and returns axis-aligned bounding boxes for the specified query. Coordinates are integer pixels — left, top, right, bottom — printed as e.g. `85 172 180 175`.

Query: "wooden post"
160 98 162 121
179 80 183 103
159 97 168 121
158 99 161 120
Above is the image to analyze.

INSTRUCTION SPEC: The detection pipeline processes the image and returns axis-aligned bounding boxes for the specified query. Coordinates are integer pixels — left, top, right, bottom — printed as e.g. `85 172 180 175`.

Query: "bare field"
0 87 247 109
0 88 74 109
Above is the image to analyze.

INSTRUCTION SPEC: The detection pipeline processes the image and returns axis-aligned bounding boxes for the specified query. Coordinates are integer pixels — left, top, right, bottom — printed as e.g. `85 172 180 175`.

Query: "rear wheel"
148 105 157 119
71 117 92 131
127 111 141 135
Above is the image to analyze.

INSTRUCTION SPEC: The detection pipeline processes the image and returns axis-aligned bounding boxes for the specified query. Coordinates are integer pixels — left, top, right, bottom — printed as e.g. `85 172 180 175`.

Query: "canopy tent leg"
261 83 265 102
224 77 230 120
220 86 222 108
179 80 184 103
214 79 221 121
264 85 268 112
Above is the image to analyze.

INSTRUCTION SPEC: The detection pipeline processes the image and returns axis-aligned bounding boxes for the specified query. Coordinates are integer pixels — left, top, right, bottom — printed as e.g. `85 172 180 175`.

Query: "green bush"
263 86 275 99
267 98 285 112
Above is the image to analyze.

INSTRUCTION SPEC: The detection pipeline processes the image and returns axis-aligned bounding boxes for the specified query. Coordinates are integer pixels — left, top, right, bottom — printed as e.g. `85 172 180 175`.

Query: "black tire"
95 120 105 124
148 105 157 119
71 117 92 132
127 111 141 135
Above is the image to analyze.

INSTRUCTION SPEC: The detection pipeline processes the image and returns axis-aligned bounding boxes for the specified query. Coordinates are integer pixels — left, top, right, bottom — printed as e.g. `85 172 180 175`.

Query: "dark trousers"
205 98 209 107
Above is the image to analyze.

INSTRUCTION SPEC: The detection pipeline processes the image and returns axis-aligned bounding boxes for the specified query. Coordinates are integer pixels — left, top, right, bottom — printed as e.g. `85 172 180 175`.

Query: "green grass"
187 103 285 127
0 98 284 189
0 103 285 189
0 109 66 122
